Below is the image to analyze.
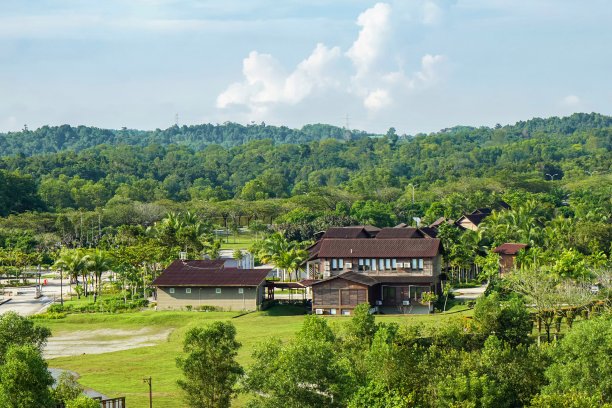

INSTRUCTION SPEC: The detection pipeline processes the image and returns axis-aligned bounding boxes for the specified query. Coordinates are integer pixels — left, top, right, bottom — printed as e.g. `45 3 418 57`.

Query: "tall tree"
176 322 243 408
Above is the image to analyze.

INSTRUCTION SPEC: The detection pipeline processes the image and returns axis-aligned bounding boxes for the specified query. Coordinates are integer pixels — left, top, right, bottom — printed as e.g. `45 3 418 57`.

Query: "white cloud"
561 94 581 107
216 44 341 111
217 2 447 117
364 89 392 110
346 2 391 77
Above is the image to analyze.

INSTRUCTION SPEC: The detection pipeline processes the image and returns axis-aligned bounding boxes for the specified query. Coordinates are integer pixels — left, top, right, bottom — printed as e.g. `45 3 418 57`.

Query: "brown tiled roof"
322 227 371 239
457 213 489 227
311 272 437 287
153 260 271 287
375 227 424 239
316 271 379 286
299 279 321 287
429 217 447 228
317 238 441 258
492 243 528 255
418 227 438 238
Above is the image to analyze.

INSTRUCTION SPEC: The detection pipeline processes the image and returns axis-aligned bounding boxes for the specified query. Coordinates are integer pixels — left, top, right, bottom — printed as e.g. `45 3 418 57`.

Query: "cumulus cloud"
216 43 341 112
217 2 448 117
346 3 391 78
561 94 581 107
364 89 392 110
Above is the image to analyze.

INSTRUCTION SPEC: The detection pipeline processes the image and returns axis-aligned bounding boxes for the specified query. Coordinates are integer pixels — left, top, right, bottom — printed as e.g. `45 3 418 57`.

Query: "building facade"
153 260 271 311
305 226 443 315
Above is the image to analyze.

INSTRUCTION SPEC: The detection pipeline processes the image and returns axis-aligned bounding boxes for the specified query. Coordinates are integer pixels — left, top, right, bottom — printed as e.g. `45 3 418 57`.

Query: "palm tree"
85 250 113 303
54 250 89 299
258 233 308 281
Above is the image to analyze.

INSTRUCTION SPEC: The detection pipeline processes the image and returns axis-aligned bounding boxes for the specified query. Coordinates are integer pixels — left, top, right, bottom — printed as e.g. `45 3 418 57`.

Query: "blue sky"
0 0 611 134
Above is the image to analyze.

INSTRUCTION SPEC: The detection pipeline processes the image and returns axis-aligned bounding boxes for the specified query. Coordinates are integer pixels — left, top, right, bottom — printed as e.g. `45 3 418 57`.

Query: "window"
169 288 175 294
215 288 222 294
364 258 370 268
238 288 244 294
385 258 391 270
338 258 344 269
358 258 365 271
379 259 384 271
371 258 377 271
391 259 397 270
418 258 424 270
412 259 417 269
331 258 344 271
341 309 351 316
330 308 337 315
331 258 337 270
185 288 192 294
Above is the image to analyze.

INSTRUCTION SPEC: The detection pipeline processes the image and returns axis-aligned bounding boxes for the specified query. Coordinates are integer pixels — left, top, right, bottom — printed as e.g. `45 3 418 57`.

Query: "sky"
0 0 611 135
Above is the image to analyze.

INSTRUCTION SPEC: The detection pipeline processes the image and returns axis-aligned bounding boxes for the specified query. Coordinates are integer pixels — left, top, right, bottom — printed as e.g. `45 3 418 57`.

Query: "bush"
196 305 220 312
46 297 149 315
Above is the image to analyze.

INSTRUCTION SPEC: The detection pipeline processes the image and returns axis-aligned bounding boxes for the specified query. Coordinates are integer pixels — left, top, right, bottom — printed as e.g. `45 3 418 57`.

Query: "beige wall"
156 284 264 311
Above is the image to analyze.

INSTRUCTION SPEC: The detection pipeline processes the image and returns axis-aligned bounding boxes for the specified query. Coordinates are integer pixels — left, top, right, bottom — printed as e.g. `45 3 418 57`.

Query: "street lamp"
545 173 558 181
407 183 417 204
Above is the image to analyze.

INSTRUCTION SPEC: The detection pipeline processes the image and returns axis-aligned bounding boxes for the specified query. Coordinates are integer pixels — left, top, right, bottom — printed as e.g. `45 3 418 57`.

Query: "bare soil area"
45 327 173 359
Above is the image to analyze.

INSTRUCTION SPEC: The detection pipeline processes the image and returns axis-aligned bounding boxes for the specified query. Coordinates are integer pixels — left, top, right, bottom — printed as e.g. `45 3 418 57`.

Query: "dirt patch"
45 327 173 359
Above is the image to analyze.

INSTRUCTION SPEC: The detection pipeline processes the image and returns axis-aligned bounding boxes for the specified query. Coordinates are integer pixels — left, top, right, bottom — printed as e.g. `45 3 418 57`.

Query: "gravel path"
45 327 173 359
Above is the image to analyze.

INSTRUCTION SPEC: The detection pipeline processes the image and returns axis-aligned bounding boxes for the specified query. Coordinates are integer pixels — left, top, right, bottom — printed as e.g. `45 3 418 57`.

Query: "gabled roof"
375 227 424 239
317 238 441 258
321 227 372 239
456 212 489 227
429 217 447 228
314 271 379 286
471 208 493 215
153 260 271 287
310 271 436 287
418 227 438 238
492 243 528 255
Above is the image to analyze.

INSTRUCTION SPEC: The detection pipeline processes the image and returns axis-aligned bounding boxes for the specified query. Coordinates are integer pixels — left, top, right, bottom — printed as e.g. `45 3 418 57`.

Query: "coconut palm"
85 250 113 302
258 233 308 281
54 250 89 299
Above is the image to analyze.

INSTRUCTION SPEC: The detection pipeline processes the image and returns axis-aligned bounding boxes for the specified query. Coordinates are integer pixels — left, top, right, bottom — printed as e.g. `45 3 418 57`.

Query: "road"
0 278 66 316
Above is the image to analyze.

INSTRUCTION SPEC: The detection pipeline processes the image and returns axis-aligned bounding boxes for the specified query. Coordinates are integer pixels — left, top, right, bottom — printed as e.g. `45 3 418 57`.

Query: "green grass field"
41 306 471 407
219 232 259 250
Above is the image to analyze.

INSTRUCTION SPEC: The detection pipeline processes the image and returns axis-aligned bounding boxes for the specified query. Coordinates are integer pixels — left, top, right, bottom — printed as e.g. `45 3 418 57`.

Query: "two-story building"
304 226 443 315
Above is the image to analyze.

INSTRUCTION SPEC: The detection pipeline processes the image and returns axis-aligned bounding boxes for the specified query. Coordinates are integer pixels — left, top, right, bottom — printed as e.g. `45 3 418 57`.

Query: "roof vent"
179 251 187 261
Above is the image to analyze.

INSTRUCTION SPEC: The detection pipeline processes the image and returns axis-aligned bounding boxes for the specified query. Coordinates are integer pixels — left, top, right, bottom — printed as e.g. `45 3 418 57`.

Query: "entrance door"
382 286 397 305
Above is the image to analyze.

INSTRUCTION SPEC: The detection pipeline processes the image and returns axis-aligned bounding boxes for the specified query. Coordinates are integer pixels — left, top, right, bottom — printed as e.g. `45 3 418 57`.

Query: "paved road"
0 278 66 316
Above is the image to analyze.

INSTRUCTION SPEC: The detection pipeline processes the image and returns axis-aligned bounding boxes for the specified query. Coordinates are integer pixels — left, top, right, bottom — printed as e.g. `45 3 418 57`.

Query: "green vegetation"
40 307 471 407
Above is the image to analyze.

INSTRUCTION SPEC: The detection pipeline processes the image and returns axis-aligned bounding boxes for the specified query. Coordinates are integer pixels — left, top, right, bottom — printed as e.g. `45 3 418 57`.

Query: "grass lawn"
219 232 259 250
41 306 471 408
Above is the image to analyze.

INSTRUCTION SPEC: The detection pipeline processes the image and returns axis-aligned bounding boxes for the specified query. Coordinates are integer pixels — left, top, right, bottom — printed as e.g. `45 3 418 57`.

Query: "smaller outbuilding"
492 243 528 275
153 259 271 311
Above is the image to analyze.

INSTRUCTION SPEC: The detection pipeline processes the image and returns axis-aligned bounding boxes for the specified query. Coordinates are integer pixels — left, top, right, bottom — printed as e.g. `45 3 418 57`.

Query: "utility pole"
143 377 152 408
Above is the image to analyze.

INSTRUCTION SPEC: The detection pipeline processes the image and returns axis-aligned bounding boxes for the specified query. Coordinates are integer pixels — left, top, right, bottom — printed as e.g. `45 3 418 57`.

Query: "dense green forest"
0 113 610 213
0 122 373 156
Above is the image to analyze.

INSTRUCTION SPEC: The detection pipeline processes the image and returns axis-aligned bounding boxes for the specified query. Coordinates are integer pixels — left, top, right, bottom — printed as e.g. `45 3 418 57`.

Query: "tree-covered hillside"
0 122 373 156
0 113 610 214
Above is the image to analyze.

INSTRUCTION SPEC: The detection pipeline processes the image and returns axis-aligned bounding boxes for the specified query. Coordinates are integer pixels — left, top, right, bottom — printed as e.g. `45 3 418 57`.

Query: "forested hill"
2 112 612 157
0 122 375 156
